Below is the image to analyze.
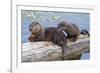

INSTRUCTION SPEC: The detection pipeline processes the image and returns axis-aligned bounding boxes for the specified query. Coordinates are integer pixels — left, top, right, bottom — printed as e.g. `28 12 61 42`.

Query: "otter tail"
81 30 90 37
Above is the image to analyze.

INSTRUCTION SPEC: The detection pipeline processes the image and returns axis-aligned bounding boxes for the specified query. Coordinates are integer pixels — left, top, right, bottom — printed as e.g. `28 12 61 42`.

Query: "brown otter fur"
28 22 67 58
57 21 89 42
45 27 67 57
28 21 44 42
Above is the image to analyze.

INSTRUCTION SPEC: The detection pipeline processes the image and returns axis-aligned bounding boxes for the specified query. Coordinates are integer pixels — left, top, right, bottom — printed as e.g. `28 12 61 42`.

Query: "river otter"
57 21 90 42
28 21 44 42
28 22 67 58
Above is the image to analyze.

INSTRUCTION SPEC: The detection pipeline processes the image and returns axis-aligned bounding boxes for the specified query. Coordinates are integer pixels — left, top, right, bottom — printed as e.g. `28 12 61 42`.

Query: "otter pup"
57 21 90 42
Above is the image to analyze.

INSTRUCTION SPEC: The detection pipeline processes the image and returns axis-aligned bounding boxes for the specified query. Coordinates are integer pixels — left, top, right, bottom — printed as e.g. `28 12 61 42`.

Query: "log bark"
22 35 90 62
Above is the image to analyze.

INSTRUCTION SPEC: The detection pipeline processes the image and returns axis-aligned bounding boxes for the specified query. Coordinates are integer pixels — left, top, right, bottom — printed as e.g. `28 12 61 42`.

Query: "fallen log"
22 35 90 62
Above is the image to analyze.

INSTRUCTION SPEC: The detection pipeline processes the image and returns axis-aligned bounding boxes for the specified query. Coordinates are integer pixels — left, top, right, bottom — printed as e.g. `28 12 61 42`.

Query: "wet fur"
28 21 89 59
45 27 67 57
57 21 90 42
28 21 44 42
28 22 67 58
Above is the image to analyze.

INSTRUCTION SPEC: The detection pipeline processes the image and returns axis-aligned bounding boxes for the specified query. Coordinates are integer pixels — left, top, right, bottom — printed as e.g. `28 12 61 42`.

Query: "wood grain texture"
22 35 90 62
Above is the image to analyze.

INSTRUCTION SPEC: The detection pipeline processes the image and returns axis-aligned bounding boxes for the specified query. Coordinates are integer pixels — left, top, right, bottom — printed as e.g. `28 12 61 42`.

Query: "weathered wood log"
22 35 90 62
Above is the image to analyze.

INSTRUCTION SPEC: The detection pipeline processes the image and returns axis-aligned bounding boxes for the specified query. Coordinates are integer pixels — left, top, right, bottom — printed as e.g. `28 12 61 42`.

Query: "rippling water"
21 10 90 60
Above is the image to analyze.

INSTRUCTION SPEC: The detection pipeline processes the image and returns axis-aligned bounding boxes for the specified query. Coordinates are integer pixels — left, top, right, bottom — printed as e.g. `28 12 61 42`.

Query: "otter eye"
35 23 39 25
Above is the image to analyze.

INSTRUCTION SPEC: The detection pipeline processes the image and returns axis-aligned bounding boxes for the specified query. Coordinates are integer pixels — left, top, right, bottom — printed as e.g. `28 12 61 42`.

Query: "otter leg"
28 35 36 42
68 35 77 42
61 40 68 60
53 31 67 60
71 36 77 42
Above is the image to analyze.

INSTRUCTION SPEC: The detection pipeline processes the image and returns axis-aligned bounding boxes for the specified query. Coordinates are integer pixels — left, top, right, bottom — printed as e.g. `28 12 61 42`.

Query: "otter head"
57 21 67 29
29 21 42 35
57 21 73 34
57 21 80 42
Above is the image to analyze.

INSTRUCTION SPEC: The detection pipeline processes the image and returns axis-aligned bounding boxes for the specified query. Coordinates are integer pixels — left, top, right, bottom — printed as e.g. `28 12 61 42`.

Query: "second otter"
57 21 90 42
